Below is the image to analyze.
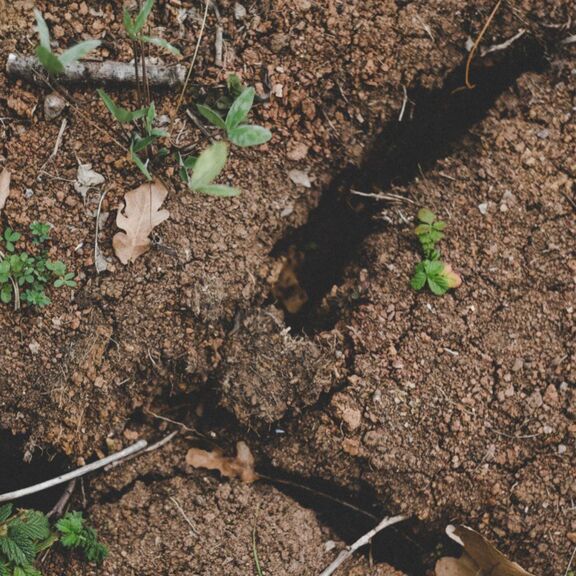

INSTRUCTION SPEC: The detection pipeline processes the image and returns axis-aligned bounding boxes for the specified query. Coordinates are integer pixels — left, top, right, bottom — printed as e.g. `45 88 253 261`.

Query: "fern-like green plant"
0 504 107 575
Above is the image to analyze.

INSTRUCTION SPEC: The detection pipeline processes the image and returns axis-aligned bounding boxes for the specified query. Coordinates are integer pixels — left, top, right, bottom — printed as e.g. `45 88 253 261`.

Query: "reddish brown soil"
0 0 574 574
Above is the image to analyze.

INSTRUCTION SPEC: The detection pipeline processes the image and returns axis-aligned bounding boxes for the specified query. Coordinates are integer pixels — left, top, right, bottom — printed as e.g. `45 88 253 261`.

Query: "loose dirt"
0 0 574 574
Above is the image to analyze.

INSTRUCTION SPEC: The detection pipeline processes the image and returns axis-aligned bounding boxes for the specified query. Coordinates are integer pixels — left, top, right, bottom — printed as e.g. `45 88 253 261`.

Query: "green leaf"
59 39 101 66
1 284 12 304
425 260 444 276
225 87 255 131
141 35 181 55
97 89 147 124
196 184 241 197
134 0 155 34
227 74 244 97
0 503 13 523
197 104 226 130
228 125 271 148
433 220 446 231
11 512 49 541
189 142 228 190
417 208 436 224
427 274 449 295
46 260 66 276
123 9 136 38
414 223 431 236
0 561 9 576
410 264 427 291
179 154 197 170
130 143 152 181
34 9 51 49
36 45 64 75
57 512 84 538
131 135 155 153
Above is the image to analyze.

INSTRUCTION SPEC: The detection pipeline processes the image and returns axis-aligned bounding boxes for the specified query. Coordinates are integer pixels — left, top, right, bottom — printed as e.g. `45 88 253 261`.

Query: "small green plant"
410 208 461 296
34 9 100 76
0 504 107 575
0 224 76 309
97 91 167 180
197 82 272 148
123 0 180 55
179 142 240 197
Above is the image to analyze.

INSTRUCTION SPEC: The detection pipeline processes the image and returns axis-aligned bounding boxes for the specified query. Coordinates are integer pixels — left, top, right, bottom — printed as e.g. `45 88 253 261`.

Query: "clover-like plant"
410 208 461 296
0 223 76 309
0 503 107 576
198 83 272 148
34 9 100 76
179 142 240 197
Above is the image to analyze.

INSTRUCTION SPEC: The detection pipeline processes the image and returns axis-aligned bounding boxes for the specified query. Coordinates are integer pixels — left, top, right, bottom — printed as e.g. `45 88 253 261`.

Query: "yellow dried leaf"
0 168 11 211
112 180 170 264
436 525 533 576
186 441 258 483
442 263 462 289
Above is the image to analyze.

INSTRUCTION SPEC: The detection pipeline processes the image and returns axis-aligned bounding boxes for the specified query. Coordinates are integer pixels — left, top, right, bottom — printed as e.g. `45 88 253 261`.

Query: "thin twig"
172 0 210 129
0 440 147 503
104 430 179 471
170 496 199 536
319 515 408 576
564 545 576 576
465 0 502 89
211 0 224 66
350 189 416 205
94 188 109 273
38 117 68 176
258 474 378 521
185 108 213 141
47 479 77 519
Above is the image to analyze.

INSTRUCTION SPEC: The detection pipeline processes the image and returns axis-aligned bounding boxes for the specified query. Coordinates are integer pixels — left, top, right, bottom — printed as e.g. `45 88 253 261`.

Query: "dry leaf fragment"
112 180 170 264
186 441 258 483
74 162 105 199
0 168 11 211
288 168 312 188
435 525 533 576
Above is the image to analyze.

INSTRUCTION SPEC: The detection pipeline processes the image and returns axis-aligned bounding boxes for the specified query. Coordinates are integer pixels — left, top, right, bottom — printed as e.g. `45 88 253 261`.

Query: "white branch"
319 515 408 576
0 440 147 503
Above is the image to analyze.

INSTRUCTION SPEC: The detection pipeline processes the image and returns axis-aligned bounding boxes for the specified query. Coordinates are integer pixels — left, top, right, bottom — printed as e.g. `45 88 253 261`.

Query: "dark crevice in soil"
0 431 70 512
271 40 547 335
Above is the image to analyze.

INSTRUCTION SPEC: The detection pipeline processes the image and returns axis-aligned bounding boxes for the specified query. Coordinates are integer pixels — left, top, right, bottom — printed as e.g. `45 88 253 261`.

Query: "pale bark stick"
6 54 186 88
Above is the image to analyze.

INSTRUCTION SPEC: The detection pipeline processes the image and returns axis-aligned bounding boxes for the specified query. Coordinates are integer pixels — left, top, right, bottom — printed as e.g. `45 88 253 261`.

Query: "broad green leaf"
410 264 427 291
417 208 436 225
197 104 227 130
225 87 255 131
196 184 241 197
46 260 66 276
179 154 197 170
189 142 228 190
425 260 444 276
134 0 155 34
59 39 101 66
0 284 12 303
132 135 154 153
433 220 447 231
141 35 181 55
228 125 272 147
414 223 431 236
227 74 244 97
0 503 12 523
145 101 156 132
97 89 147 123
34 9 51 49
36 45 64 75
429 229 444 242
428 275 449 295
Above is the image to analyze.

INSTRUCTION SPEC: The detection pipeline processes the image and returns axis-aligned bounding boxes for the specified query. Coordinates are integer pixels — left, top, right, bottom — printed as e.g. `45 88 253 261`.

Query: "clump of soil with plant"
0 0 574 575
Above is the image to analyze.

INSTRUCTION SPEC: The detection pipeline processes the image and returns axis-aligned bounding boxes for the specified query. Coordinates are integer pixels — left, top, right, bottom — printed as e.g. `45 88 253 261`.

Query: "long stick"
318 515 408 576
0 440 147 503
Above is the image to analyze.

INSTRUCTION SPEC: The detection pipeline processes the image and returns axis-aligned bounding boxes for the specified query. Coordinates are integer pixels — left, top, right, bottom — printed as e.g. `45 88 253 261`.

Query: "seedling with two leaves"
34 9 100 76
198 86 272 148
410 208 461 296
179 142 240 197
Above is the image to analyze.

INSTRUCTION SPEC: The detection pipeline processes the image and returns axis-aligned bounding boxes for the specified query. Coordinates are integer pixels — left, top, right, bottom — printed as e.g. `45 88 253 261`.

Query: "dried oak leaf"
435 525 533 576
186 441 258 483
0 168 11 211
112 180 170 264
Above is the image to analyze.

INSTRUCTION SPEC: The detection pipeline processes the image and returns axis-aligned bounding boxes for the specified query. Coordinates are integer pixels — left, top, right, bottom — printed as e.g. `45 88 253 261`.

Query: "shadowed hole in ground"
0 431 70 512
270 39 547 334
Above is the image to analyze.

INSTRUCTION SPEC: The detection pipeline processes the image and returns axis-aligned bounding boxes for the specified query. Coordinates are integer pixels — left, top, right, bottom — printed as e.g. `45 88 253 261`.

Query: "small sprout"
410 208 461 296
3 228 21 252
30 222 51 244
179 142 240 197
34 9 101 76
197 80 272 148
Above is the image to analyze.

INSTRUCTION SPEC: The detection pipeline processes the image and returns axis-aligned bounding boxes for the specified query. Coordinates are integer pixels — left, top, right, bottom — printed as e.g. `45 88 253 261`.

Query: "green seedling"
213 74 246 111
179 142 240 197
0 503 107 575
198 83 272 148
0 224 76 309
410 208 461 296
30 222 51 244
123 0 180 55
98 90 167 180
34 9 100 76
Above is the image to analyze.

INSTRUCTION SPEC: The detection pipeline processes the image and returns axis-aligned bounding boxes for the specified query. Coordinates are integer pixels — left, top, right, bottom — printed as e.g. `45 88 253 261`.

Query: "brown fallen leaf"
0 168 11 211
186 441 258 483
435 525 533 576
112 180 170 264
